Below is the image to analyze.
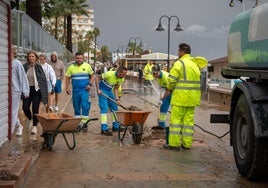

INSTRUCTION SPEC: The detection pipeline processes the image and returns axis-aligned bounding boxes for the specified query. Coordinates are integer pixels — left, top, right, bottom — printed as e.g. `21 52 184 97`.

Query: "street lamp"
93 35 97 71
128 37 143 56
155 15 183 72
117 45 128 59
229 0 246 11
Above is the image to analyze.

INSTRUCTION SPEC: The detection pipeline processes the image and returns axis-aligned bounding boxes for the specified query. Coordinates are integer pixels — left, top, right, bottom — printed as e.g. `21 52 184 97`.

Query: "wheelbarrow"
35 113 97 150
114 111 150 144
100 92 150 144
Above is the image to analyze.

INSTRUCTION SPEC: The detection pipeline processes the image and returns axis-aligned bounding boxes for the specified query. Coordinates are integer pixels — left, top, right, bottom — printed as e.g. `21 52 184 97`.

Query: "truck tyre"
232 94 268 180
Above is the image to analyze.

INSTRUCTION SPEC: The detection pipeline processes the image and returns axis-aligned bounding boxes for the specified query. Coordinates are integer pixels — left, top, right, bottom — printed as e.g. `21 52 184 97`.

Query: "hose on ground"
134 91 230 139
194 124 230 139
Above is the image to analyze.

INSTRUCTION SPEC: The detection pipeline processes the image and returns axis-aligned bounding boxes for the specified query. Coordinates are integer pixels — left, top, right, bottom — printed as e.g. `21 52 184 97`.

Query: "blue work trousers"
72 88 90 118
98 82 119 131
158 93 171 128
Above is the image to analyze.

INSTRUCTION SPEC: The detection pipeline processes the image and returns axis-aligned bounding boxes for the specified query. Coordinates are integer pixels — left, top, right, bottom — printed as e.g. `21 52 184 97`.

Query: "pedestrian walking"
22 51 48 135
138 64 143 84
151 65 171 145
11 47 29 136
49 51 65 112
143 61 154 95
163 43 208 150
39 54 56 112
65 52 95 131
95 66 128 136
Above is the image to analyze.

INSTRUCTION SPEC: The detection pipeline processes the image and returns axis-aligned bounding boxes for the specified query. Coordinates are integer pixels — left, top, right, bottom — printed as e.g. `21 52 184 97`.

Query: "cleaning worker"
151 65 171 145
110 64 123 99
143 61 154 95
95 66 128 136
65 52 95 132
163 43 208 150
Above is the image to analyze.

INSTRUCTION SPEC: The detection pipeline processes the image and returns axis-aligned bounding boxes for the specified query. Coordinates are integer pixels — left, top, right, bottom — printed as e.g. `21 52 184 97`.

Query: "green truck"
212 0 268 180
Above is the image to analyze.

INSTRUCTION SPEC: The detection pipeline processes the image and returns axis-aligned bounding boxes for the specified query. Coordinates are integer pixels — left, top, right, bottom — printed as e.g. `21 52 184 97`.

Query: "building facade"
0 0 13 146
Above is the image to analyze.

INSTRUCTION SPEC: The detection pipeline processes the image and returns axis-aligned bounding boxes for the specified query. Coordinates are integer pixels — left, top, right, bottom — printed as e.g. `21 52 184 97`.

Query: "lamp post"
128 37 143 57
93 35 97 71
117 45 128 59
155 15 183 72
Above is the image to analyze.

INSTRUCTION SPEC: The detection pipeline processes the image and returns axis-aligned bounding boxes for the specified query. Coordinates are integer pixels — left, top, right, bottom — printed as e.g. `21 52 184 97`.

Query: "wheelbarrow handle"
101 93 128 111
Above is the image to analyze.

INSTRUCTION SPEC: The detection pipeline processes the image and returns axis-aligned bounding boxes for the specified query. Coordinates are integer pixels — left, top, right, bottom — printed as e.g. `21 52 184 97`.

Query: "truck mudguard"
231 82 268 138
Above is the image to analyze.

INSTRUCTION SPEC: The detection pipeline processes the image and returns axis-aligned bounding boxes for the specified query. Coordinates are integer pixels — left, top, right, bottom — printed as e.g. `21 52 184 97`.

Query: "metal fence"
11 10 74 63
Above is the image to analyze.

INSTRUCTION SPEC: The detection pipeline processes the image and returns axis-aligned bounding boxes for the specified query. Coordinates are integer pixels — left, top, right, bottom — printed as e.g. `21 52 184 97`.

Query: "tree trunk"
55 17 58 40
64 16 67 45
26 0 42 26
66 15 72 53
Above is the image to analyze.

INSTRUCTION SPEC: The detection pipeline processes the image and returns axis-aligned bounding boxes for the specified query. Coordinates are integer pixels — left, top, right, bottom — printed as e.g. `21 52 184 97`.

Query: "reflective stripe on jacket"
167 54 206 107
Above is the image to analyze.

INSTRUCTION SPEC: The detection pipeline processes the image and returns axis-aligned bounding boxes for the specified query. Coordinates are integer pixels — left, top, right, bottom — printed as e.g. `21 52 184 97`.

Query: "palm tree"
84 30 95 63
64 0 90 52
43 0 90 52
43 0 64 40
92 27 100 68
100 46 110 63
128 42 143 57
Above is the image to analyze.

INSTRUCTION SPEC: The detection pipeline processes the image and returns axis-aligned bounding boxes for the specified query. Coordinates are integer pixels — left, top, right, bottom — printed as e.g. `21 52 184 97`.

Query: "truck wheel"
232 94 268 180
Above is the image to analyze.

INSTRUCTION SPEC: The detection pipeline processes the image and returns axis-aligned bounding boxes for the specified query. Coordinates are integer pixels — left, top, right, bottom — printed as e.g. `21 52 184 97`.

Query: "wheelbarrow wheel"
42 132 57 150
132 122 143 144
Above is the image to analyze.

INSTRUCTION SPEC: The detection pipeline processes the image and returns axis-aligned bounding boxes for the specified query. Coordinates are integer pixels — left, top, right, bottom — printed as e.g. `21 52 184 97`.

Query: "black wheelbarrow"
114 111 150 144
36 113 97 150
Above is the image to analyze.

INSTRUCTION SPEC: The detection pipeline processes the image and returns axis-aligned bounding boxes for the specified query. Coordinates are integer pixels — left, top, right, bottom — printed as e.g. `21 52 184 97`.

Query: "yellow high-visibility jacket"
167 54 208 107
143 63 154 81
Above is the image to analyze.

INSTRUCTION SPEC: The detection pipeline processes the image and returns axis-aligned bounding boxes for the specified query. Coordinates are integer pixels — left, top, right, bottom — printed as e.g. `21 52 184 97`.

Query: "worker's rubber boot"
165 127 169 145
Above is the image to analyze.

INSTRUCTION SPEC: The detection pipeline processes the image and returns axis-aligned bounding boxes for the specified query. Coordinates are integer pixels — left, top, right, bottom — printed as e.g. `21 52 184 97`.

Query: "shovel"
101 93 128 111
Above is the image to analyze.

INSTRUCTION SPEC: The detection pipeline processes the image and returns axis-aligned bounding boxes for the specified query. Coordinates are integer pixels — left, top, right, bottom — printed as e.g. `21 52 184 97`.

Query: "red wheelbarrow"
100 93 150 144
36 113 97 150
115 111 150 144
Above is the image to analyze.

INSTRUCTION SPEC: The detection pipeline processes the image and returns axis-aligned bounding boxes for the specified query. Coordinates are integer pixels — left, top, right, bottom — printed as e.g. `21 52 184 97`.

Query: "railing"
11 10 74 63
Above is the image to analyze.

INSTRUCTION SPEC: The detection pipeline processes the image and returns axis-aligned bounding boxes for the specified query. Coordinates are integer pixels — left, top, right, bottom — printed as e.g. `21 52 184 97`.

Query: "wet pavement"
1 79 268 188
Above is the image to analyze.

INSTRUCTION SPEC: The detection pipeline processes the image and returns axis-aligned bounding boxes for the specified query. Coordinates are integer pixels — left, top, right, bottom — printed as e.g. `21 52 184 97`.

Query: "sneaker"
163 144 180 150
49 106 53 112
31 126 37 134
101 130 113 136
54 106 59 112
16 125 23 136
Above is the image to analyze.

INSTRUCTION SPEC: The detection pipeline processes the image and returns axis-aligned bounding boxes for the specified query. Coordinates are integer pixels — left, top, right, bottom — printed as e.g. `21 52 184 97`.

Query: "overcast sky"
87 0 256 60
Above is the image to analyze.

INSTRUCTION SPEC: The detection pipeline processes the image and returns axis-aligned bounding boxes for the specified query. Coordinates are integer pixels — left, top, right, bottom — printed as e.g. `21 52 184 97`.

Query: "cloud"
186 24 207 33
212 25 230 36
185 24 230 39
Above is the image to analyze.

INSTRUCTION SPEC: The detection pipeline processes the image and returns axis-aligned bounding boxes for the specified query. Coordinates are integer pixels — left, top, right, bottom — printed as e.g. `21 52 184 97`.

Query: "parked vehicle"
212 0 268 180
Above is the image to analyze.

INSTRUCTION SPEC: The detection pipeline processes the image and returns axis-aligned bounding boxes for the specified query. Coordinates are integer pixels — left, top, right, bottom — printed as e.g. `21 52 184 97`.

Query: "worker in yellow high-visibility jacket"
163 43 208 150
143 61 154 95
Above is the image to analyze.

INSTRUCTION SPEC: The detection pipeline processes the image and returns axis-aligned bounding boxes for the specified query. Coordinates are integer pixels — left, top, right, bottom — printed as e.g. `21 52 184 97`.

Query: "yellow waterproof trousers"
169 106 195 148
